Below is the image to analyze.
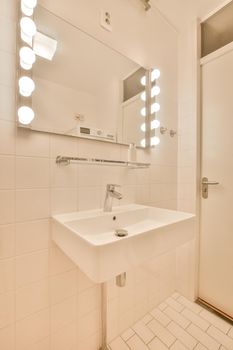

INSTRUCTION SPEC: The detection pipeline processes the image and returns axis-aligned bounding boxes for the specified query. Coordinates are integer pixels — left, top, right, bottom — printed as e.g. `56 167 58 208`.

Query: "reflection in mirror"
17 5 161 148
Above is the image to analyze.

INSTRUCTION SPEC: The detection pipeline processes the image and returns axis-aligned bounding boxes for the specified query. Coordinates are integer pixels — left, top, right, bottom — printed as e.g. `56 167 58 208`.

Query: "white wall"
176 20 199 301
0 0 198 349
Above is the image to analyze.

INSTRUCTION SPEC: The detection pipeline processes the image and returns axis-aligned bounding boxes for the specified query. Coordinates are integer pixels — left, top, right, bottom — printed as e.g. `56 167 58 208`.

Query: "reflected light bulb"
140 123 146 132
141 87 160 102
18 106 35 125
151 85 160 97
151 103 160 114
151 136 160 146
151 69 161 81
151 120 160 129
140 76 146 86
20 17 36 45
19 76 35 97
141 91 146 101
140 139 146 147
21 0 37 16
19 47 36 70
140 107 146 117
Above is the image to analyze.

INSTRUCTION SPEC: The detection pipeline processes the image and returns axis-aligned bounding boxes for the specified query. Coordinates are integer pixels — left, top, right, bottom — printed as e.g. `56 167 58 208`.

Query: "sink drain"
115 229 128 237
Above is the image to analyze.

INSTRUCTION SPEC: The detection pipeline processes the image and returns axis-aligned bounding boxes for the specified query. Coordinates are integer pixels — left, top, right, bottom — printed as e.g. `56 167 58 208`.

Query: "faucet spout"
111 190 122 200
104 184 123 212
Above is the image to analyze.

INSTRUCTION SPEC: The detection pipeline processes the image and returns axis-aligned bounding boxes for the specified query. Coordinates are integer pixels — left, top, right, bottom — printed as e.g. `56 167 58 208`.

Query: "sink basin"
52 204 195 283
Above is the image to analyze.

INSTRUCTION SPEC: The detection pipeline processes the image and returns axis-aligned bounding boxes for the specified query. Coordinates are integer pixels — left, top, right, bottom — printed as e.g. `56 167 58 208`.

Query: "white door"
199 48 233 319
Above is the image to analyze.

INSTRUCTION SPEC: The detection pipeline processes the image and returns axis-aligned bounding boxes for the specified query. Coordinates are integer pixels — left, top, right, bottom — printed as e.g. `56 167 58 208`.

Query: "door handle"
202 177 220 199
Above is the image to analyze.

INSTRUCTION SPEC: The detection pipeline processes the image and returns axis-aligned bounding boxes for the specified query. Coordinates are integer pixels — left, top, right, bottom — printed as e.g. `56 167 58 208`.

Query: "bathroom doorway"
199 44 233 320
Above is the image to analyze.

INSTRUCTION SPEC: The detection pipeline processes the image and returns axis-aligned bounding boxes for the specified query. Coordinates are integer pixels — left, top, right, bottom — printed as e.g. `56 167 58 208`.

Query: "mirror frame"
16 2 161 149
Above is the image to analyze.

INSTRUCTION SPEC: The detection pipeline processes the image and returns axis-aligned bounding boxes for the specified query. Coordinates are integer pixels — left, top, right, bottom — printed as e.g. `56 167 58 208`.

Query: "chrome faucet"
104 184 123 212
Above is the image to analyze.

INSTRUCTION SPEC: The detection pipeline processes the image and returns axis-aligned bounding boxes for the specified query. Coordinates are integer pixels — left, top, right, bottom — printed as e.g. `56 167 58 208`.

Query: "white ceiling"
151 0 228 30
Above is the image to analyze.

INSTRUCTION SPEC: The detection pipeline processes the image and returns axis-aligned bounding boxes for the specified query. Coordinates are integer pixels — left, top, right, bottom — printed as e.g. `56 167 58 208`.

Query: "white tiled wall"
0 0 200 349
177 20 198 214
175 20 200 303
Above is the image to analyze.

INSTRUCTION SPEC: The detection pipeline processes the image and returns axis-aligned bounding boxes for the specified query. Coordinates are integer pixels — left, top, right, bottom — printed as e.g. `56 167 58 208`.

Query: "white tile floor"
109 293 233 350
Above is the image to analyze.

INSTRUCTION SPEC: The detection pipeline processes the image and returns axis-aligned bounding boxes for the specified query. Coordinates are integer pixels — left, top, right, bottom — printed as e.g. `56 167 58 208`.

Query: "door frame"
196 2 233 317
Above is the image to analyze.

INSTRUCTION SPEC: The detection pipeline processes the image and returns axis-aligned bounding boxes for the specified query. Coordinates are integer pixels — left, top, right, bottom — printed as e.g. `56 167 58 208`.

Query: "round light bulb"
140 123 146 132
151 119 160 129
141 87 160 102
21 0 37 16
141 91 146 101
20 17 36 44
151 85 160 97
151 69 161 81
19 47 36 70
19 76 35 97
151 103 160 114
151 136 160 146
140 107 146 117
140 139 146 148
18 106 35 125
140 76 146 86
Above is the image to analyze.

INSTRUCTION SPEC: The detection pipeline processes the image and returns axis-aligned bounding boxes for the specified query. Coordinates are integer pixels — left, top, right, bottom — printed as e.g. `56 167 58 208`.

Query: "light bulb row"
140 136 160 148
140 68 160 86
18 0 38 125
140 68 161 148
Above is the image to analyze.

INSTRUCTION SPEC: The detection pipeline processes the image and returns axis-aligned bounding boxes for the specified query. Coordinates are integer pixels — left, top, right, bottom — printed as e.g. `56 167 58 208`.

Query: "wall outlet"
100 10 112 32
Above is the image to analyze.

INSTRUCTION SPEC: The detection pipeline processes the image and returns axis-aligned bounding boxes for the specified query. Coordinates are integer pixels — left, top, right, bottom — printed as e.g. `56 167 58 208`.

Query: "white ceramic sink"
52 204 195 283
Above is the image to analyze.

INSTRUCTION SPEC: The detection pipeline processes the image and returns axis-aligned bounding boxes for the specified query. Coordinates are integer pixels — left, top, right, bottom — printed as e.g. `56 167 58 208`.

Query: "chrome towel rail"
56 156 150 169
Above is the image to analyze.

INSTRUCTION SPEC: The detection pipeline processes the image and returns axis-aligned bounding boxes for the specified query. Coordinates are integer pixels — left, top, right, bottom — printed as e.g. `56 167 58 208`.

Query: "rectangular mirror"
18 5 148 147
